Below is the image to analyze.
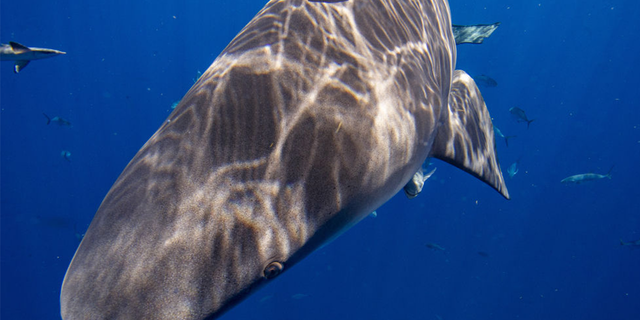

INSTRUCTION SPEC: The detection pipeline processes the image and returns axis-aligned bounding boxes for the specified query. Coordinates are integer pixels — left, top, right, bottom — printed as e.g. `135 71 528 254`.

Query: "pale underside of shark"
0 41 66 73
60 0 508 319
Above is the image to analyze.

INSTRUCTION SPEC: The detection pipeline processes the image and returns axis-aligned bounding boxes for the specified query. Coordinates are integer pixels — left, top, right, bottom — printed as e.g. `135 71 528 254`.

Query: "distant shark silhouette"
0 41 65 73
60 0 508 319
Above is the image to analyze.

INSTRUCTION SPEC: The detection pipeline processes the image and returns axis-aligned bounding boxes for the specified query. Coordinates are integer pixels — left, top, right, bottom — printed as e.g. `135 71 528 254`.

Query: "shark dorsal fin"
9 41 31 53
430 70 509 199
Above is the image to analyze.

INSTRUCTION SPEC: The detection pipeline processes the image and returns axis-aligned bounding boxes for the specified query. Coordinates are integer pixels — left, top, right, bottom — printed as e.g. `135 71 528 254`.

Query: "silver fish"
509 107 535 128
425 242 446 251
473 74 498 88
494 126 516 147
61 150 71 162
507 158 521 178
404 167 437 199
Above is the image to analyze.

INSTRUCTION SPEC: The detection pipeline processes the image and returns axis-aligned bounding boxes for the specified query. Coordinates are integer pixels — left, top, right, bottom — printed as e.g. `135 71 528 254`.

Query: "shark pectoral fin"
14 60 30 73
307 0 349 3
9 41 31 53
430 70 509 199
452 22 500 45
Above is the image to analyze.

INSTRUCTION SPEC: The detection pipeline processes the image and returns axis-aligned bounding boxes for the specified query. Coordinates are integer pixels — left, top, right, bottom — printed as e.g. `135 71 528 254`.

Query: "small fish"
74 225 85 242
509 107 534 128
192 70 203 83
61 150 71 162
258 294 275 303
425 242 446 251
620 238 640 247
561 166 613 184
170 101 180 110
369 211 377 218
494 126 516 147
477 251 490 258
473 74 498 88
507 158 521 178
291 293 309 300
43 113 72 126
404 167 437 199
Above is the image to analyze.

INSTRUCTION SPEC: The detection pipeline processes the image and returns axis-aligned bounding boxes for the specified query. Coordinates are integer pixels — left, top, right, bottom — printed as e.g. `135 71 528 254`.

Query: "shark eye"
263 261 284 280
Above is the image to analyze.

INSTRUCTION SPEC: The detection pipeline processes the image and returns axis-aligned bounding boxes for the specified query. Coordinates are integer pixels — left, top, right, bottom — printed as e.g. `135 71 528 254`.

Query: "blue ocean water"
1 0 639 319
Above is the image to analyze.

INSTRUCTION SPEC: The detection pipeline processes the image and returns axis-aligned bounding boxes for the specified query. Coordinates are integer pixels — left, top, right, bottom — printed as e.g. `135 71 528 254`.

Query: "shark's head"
61 0 507 319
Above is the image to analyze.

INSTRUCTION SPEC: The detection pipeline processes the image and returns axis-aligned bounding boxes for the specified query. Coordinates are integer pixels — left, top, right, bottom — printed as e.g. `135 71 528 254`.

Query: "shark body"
61 0 508 319
0 41 65 73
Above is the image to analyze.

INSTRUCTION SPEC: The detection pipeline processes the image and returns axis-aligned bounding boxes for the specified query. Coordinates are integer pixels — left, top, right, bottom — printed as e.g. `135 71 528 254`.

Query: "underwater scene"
1 0 639 319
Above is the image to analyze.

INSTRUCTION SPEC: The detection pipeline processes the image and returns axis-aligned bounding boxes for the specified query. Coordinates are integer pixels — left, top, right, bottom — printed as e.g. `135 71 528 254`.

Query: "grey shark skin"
60 0 509 319
0 41 65 73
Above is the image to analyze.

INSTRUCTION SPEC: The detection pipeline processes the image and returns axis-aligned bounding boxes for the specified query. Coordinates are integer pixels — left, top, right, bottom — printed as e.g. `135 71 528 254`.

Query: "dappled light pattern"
431 70 509 199
61 1 505 319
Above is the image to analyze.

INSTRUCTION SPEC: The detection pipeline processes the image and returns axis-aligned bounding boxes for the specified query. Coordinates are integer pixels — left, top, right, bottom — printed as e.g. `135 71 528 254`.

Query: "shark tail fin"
620 238 627 246
43 113 51 125
430 70 509 199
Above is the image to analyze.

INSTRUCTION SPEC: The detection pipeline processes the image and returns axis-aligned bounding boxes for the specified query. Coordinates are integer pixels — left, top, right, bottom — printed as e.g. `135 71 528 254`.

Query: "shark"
0 41 66 73
60 0 508 319
561 166 613 184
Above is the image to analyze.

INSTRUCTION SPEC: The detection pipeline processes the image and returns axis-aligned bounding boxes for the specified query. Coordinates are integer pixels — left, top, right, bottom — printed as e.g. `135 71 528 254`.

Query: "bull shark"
60 0 509 319
0 41 65 73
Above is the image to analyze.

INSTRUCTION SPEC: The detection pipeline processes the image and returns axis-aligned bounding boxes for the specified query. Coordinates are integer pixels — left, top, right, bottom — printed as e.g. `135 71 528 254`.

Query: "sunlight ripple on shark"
60 0 508 319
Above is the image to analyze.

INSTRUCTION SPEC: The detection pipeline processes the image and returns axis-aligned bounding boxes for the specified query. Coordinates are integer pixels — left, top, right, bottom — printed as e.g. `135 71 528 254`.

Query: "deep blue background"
1 1 639 319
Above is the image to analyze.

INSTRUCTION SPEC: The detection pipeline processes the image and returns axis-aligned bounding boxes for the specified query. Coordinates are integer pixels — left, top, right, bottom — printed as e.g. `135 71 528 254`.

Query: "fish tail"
526 119 535 129
504 135 516 147
43 113 51 125
620 238 627 246
606 165 614 178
